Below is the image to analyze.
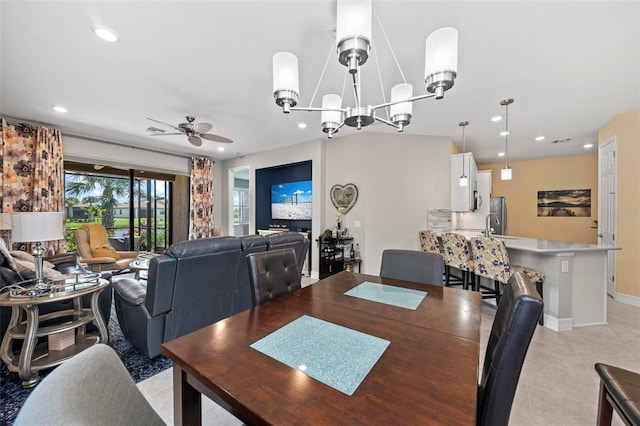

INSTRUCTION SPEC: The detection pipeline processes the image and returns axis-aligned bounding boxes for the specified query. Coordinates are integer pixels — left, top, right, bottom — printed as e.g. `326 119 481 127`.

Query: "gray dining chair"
379 249 443 285
246 248 302 306
14 344 165 426
477 271 543 426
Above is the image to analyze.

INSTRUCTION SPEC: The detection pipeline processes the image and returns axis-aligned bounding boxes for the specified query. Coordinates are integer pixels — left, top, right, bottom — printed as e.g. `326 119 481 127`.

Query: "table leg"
173 365 202 426
0 305 21 367
90 289 109 344
18 304 40 387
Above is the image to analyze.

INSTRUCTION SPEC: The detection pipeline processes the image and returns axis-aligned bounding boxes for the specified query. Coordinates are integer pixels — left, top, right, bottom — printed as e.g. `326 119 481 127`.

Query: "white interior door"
599 137 617 297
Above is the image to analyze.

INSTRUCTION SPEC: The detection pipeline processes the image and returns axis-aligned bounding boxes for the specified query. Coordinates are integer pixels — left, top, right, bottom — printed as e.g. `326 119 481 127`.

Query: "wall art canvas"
537 189 591 217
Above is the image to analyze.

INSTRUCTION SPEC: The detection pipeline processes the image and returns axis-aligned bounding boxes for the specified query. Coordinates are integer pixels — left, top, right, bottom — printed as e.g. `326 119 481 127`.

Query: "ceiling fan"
146 116 233 146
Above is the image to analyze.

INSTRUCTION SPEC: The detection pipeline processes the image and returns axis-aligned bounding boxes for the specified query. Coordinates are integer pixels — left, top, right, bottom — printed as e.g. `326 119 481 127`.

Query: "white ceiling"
1 1 638 165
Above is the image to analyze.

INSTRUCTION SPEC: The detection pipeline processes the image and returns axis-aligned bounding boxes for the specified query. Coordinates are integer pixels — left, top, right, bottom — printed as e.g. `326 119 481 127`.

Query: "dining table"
161 271 482 425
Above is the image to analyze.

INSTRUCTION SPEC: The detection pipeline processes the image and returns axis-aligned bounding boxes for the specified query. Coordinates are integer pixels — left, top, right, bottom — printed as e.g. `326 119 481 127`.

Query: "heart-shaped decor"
330 183 359 215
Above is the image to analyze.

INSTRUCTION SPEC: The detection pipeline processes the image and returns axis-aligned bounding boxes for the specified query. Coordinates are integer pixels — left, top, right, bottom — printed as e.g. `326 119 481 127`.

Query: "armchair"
112 236 243 358
75 224 138 272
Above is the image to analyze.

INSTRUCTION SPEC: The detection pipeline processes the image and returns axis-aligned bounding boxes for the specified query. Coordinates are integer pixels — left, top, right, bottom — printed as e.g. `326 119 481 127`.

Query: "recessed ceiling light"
535 136 546 141
499 131 509 136
52 105 68 113
217 147 225 152
491 116 502 122
497 152 505 157
584 143 594 149
297 122 307 129
92 25 119 42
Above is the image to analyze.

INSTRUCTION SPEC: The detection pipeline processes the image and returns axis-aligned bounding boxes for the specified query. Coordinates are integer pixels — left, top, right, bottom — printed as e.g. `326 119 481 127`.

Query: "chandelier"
500 99 514 181
272 0 458 138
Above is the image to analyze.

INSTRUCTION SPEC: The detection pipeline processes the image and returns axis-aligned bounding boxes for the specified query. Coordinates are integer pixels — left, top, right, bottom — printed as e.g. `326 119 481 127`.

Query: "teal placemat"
250 315 389 395
344 281 428 310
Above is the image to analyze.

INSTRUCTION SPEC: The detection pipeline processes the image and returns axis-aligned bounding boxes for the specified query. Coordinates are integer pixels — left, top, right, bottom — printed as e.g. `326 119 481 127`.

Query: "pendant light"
500 98 514 181
459 121 469 187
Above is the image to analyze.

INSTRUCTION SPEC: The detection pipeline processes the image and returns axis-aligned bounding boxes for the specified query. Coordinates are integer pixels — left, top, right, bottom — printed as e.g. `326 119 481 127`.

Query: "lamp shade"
390 83 413 117
321 94 342 125
272 51 299 94
336 0 372 44
501 167 513 181
11 212 64 243
0 213 11 231
424 27 458 78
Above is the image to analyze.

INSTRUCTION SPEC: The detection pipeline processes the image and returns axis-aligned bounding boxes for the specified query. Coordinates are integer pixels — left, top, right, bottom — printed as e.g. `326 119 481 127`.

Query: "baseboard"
544 315 573 332
615 292 640 307
310 270 319 280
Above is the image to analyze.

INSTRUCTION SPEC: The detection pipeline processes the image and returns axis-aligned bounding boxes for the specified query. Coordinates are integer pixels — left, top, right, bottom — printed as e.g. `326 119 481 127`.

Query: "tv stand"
257 229 312 276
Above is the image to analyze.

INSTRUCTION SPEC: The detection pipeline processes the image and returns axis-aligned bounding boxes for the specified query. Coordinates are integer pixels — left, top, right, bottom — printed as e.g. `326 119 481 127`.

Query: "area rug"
0 307 172 425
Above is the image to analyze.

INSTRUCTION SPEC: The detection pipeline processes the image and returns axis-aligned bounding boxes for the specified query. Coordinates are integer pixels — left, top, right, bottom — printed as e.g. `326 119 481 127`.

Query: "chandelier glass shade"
500 98 514 181
272 0 458 138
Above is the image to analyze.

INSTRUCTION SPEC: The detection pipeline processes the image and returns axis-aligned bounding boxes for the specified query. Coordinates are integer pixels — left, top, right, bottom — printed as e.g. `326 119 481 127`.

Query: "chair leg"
597 382 614 426
462 270 467 290
494 280 502 305
445 265 451 287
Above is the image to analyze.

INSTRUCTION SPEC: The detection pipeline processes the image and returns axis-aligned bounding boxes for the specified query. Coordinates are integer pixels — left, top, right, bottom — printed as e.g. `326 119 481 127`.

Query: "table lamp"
11 212 65 288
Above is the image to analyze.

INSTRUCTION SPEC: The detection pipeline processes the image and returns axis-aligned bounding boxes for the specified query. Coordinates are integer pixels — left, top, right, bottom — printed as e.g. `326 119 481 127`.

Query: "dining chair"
469 236 545 313
594 363 640 426
379 249 443 285
441 232 475 289
14 344 165 426
246 248 302 306
477 271 543 426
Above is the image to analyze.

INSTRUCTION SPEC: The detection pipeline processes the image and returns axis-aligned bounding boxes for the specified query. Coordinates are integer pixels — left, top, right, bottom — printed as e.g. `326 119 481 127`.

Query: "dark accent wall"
255 160 312 232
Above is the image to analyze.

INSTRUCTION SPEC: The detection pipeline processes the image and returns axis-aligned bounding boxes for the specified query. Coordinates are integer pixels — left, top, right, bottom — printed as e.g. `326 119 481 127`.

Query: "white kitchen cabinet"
451 152 478 212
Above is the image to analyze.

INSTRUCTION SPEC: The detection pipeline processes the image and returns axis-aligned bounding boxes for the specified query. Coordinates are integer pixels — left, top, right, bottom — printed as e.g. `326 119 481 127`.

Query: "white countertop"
451 230 621 254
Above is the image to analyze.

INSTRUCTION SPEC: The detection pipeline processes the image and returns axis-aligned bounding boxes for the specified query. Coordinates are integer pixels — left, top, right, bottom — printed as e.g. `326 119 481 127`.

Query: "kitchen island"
454 231 621 331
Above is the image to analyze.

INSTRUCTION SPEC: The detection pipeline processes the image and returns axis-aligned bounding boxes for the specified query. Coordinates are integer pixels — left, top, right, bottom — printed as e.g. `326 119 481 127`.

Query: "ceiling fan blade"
146 117 183 132
200 133 233 144
188 135 203 146
194 122 213 133
148 132 183 136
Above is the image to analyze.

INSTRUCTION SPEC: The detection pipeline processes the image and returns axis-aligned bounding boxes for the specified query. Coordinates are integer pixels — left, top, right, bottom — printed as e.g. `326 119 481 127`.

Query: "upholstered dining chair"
379 249 443 285
441 232 475 289
469 236 545 311
14 344 165 426
246 248 302 306
594 363 640 426
477 271 543 426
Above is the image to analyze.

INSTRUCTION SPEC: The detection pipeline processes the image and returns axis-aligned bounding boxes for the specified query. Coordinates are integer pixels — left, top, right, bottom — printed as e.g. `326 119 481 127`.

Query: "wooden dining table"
161 271 482 426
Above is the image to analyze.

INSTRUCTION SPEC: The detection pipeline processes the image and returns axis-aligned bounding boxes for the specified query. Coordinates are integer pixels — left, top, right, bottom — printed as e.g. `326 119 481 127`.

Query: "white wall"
219 131 452 276
63 135 191 175
324 132 451 274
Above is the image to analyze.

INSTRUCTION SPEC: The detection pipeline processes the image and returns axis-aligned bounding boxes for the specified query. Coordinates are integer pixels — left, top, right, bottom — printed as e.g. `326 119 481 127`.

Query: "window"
234 189 250 225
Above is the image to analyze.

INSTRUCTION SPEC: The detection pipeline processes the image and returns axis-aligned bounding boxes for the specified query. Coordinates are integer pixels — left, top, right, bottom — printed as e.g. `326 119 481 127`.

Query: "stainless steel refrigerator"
489 197 507 235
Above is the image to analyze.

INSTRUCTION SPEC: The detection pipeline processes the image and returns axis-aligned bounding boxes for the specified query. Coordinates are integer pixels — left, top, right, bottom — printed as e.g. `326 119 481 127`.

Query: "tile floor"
138 285 639 425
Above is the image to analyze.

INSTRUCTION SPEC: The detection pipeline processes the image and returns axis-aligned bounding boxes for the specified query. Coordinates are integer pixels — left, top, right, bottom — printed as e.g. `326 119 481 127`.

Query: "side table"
0 278 110 387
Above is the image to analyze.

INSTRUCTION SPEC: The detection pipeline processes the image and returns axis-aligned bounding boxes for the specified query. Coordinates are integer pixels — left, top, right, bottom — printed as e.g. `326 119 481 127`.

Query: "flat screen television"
271 180 312 220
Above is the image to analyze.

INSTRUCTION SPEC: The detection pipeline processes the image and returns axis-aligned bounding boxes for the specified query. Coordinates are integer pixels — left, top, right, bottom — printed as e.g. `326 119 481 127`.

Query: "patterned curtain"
1 118 65 254
189 157 215 239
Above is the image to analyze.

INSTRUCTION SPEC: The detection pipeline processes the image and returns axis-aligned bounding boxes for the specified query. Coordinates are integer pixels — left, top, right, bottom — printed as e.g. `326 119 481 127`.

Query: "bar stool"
470 236 545 321
441 232 475 289
419 230 442 254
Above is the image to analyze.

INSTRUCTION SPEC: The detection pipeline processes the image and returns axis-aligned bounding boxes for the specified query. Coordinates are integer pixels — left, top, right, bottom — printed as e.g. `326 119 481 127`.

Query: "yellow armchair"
75 224 138 272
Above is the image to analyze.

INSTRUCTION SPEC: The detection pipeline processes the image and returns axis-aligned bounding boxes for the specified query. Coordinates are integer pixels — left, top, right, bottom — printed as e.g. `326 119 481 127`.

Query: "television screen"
271 180 312 220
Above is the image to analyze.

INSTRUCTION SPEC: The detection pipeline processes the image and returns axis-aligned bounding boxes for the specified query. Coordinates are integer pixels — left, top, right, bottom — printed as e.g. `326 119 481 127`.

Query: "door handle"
597 233 603 238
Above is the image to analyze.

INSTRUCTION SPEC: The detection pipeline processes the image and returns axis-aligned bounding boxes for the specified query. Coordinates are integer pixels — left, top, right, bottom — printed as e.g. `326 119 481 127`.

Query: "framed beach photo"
537 189 591 217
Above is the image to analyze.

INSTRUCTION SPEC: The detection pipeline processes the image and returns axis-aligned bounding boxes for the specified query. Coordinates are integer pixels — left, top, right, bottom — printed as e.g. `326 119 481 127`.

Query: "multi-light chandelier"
500 98 514 181
272 0 459 138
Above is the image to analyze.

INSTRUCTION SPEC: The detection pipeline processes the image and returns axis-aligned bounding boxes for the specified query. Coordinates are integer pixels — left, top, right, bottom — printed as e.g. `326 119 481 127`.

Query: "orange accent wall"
479 154 598 244
598 108 640 298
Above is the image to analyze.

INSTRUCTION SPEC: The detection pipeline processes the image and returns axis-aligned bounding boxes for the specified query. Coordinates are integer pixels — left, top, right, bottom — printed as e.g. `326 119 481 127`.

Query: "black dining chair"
477 271 543 426
246 248 302 306
379 249 443 285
